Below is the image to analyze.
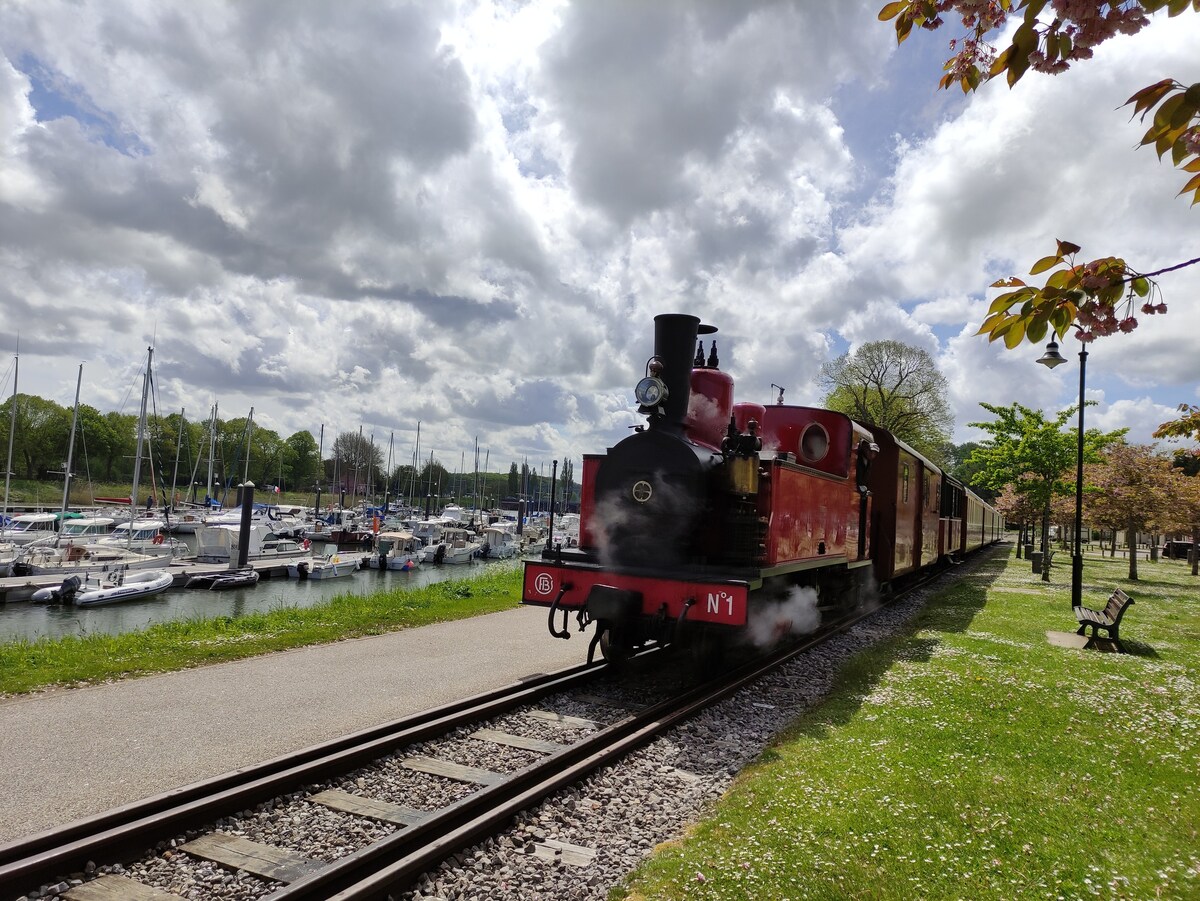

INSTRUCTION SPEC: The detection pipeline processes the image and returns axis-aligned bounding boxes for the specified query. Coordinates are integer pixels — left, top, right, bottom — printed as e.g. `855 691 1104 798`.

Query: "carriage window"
799 423 830 463
902 463 910 503
923 474 930 507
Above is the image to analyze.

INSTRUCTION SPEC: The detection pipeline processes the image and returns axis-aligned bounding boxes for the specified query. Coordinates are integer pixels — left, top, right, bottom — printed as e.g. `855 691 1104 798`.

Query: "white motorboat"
0 541 16 577
33 569 174 606
15 542 172 576
1 513 61 546
421 527 481 565
479 526 520 559
94 519 186 557
287 553 358 580
365 531 422 571
58 516 116 541
194 523 309 563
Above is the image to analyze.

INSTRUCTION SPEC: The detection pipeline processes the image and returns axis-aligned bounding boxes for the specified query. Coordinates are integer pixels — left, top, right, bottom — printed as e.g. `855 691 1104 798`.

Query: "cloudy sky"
2 0 1197 476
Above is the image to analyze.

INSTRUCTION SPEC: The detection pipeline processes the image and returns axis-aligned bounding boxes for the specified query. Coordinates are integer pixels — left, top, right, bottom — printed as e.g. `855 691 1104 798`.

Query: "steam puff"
590 468 702 569
745 585 821 648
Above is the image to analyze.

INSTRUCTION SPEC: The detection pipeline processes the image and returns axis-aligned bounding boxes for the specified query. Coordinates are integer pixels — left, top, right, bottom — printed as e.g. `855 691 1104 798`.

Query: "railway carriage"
522 313 1003 662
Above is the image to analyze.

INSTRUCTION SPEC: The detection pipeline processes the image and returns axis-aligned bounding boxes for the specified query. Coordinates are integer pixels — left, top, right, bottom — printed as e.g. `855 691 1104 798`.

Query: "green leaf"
1132 276 1150 297
1027 316 1049 343
1003 317 1028 349
878 1 907 20
1029 254 1061 275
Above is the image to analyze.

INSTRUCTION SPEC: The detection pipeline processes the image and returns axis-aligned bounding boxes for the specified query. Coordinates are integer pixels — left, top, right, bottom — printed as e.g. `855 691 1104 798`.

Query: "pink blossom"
1155 303 1168 314
1118 317 1137 333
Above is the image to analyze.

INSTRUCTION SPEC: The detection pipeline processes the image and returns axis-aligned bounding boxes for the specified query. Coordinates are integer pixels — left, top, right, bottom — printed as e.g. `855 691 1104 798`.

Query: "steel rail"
265 607 873 900
0 658 608 895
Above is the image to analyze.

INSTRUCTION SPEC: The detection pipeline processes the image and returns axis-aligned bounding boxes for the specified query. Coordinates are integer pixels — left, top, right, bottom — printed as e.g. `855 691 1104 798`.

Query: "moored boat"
32 568 175 606
185 567 260 590
287 553 358 580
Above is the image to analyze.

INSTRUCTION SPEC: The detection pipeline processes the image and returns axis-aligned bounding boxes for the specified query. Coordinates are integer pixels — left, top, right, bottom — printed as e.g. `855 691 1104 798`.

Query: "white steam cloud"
744 584 821 648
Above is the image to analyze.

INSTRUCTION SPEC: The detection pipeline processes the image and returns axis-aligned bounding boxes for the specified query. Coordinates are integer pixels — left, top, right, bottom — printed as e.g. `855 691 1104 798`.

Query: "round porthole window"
800 423 829 463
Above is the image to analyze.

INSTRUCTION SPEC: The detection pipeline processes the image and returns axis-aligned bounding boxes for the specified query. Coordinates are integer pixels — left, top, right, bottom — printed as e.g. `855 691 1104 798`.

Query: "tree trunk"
1127 523 1138 581
1041 507 1052 582
1150 532 1159 563
1193 526 1199 577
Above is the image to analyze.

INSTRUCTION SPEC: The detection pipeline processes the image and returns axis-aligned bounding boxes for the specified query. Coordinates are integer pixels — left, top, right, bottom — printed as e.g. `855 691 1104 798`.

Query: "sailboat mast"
313 423 324 520
243 407 254 485
169 407 185 512
59 363 83 514
206 402 217 498
3 353 18 529
130 347 153 517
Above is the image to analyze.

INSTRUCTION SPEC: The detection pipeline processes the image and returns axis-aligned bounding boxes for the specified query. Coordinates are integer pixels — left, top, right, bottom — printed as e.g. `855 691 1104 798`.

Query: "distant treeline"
0 394 568 508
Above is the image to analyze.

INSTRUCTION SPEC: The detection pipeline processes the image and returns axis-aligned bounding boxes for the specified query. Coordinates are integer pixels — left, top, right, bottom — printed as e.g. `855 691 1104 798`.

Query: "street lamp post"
1037 340 1088 609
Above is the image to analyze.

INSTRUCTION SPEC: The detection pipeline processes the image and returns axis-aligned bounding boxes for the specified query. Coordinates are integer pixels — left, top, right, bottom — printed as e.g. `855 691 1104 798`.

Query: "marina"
0 533 523 644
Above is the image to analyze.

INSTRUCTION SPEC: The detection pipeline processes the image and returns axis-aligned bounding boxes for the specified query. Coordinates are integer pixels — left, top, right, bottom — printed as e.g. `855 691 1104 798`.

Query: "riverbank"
617 549 1200 900
0 563 524 695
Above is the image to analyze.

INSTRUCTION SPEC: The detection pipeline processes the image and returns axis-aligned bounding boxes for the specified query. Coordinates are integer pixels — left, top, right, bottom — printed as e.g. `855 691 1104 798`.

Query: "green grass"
617 547 1200 901
0 564 523 695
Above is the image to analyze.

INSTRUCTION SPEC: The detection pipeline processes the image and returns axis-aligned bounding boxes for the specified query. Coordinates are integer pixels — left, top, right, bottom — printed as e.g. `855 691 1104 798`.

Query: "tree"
1154 403 1200 444
330 432 383 496
946 440 997 501
880 1 1200 349
994 482 1039 552
820 340 953 464
507 462 519 495
967 401 1124 578
1085 443 1176 580
284 430 320 491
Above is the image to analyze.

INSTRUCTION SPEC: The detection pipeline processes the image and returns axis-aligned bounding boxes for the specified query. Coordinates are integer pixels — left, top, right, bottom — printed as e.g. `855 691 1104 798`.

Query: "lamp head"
1037 340 1067 369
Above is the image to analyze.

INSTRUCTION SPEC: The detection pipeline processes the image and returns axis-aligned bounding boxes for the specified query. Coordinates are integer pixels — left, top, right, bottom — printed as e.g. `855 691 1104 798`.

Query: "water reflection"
1 539 517 644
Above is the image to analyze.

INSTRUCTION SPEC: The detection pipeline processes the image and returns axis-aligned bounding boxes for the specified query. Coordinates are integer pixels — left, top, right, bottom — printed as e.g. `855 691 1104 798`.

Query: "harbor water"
0 536 521 644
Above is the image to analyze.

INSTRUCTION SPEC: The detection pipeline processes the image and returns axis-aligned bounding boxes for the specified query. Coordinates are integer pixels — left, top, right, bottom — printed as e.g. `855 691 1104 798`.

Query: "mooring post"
237 481 255 569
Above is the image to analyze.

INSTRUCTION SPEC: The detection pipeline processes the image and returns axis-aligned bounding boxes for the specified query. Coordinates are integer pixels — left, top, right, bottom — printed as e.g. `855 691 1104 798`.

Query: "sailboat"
17 349 172 578
0 353 17 575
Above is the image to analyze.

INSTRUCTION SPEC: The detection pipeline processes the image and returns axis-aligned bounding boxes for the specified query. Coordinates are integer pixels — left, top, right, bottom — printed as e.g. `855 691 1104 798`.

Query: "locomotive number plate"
522 563 748 626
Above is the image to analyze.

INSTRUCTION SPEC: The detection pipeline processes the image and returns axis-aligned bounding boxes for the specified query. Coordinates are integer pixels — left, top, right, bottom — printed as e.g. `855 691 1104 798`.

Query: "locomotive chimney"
651 313 712 433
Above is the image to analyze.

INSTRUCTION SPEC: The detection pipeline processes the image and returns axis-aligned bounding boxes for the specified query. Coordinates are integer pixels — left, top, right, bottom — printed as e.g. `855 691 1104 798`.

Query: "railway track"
0 573 945 901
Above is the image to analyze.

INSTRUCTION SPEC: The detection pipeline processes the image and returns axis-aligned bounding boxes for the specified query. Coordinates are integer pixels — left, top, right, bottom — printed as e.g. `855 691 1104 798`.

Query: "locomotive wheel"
597 625 631 664
688 628 726 680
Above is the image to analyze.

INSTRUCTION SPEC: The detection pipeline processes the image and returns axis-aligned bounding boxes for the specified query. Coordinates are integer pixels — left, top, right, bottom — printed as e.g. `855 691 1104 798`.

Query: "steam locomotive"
522 313 1003 662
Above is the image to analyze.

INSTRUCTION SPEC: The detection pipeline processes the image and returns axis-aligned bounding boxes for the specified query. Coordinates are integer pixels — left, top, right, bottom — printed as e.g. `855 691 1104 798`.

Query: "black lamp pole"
1038 339 1087 610
1071 347 1088 610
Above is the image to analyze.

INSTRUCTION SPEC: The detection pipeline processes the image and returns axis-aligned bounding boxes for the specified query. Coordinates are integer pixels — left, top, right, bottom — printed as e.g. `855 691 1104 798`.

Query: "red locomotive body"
522 313 1002 663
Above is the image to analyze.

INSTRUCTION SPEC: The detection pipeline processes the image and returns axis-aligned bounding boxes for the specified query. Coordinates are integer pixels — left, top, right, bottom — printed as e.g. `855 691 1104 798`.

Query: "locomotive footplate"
522 560 750 628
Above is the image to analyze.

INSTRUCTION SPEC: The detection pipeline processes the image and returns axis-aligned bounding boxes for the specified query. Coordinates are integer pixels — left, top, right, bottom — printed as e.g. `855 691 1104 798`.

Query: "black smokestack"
652 313 701 432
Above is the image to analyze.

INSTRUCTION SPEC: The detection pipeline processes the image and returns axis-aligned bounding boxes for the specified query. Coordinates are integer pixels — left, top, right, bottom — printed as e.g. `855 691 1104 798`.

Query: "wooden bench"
1074 588 1135 645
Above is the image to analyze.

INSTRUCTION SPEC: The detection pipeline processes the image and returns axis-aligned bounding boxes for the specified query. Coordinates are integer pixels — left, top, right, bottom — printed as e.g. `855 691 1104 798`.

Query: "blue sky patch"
19 53 149 157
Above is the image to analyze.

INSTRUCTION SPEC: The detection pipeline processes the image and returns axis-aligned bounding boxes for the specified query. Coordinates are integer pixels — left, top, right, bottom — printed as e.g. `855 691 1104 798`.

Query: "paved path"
0 606 583 845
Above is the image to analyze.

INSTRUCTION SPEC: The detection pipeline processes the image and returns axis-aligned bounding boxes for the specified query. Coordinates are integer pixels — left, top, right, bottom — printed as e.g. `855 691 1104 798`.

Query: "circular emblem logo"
631 480 653 503
534 572 554 595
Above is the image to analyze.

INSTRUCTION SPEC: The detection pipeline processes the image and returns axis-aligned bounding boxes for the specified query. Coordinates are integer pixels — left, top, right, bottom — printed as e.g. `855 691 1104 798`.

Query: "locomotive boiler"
521 313 1002 663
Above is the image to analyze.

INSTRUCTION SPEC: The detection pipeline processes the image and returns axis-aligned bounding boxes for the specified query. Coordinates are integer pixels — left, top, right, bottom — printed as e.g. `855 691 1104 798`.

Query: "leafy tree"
880 0 1200 348
946 440 997 500
100 411 137 482
1154 403 1200 444
507 462 519 495
1160 465 1200 575
284 430 320 491
330 432 384 496
994 482 1039 552
820 340 953 465
1085 443 1177 580
416 459 451 502
967 401 1124 579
